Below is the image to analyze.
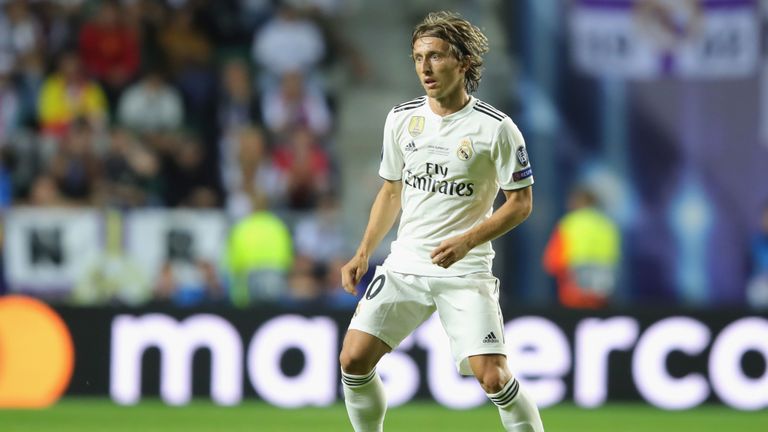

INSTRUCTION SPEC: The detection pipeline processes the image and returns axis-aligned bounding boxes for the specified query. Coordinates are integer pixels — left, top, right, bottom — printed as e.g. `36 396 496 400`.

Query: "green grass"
1 398 766 431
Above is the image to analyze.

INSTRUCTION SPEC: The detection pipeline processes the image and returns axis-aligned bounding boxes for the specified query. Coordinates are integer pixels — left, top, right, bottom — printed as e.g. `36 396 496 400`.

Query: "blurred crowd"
0 0 368 309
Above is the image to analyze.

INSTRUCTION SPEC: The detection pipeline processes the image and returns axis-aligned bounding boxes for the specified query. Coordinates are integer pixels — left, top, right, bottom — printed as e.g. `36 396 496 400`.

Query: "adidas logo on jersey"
405 141 417 152
483 332 499 344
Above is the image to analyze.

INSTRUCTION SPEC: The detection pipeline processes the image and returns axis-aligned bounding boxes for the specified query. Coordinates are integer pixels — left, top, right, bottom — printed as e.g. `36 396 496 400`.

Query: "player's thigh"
433 273 506 375
347 267 434 360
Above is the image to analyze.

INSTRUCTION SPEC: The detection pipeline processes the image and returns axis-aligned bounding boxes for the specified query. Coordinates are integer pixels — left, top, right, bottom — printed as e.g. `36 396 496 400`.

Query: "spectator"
159 5 213 77
261 70 332 138
0 0 350 312
155 258 226 307
159 5 215 124
213 57 262 134
14 49 44 128
78 0 140 110
272 125 330 210
293 190 345 277
206 57 262 178
543 187 621 308
131 0 170 73
223 125 286 219
291 191 355 308
200 57 261 197
46 120 103 205
102 127 161 207
117 69 184 134
251 2 326 89
0 63 21 146
37 0 86 60
26 173 68 207
37 51 107 137
159 133 219 208
747 202 768 309
0 0 44 73
191 0 253 47
238 0 275 38
226 195 293 307
290 0 370 81
280 255 324 309
2 126 45 202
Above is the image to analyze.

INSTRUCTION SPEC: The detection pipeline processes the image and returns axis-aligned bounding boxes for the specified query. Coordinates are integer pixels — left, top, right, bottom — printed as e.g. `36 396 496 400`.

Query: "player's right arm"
341 179 402 295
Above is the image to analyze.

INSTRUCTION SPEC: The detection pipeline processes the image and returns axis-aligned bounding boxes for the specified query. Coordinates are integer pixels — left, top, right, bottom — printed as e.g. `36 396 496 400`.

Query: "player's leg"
340 329 392 374
340 267 435 432
469 354 544 432
339 330 391 432
432 273 544 432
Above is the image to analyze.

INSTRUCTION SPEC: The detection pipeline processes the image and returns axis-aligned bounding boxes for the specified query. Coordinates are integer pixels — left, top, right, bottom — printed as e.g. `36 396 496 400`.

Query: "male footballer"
339 11 544 432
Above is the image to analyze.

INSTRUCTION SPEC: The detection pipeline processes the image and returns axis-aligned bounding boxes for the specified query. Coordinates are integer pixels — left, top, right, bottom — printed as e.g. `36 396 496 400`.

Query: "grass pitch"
1 398 766 432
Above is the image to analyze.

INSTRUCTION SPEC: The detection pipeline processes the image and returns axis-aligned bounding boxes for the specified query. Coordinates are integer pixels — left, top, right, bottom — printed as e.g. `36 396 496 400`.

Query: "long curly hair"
411 11 489 93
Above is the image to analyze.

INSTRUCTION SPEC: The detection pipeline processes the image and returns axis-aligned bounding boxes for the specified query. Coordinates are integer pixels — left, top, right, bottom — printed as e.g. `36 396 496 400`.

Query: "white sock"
341 369 386 432
488 378 545 432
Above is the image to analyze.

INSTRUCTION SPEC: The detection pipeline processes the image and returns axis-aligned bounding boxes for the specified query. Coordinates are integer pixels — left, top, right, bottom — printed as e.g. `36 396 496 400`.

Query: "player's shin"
341 368 387 432
487 378 545 432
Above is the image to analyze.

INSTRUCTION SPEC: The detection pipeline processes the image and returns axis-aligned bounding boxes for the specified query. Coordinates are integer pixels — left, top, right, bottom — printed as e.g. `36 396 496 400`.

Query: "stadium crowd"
0 0 366 309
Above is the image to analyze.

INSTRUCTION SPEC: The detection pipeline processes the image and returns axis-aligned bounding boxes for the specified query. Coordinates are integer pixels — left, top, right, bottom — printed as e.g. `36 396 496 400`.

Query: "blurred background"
0 0 767 425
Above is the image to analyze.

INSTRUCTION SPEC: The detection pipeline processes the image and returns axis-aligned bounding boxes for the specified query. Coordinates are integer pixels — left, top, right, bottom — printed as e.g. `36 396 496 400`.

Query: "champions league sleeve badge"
457 138 474 161
408 116 425 137
516 145 529 166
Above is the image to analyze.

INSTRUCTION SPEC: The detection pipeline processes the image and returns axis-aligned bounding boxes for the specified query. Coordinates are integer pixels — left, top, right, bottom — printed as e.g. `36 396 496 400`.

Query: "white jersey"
379 96 534 277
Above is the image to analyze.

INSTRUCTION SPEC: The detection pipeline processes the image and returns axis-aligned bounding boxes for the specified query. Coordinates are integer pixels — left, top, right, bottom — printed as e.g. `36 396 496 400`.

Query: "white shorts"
348 266 506 375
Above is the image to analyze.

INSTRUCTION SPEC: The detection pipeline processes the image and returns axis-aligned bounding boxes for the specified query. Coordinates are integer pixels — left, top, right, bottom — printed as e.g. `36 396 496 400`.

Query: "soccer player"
339 11 544 432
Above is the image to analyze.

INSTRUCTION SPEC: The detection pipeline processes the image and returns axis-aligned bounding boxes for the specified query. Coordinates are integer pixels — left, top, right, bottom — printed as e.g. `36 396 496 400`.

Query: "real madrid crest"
456 138 474 161
408 116 425 137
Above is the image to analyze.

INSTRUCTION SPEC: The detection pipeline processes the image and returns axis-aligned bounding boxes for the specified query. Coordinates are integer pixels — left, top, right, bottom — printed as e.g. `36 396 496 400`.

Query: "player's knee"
339 348 375 375
476 368 509 394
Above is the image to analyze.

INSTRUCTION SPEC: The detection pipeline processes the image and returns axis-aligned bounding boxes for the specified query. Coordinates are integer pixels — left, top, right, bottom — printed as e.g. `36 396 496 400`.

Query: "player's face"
412 37 466 101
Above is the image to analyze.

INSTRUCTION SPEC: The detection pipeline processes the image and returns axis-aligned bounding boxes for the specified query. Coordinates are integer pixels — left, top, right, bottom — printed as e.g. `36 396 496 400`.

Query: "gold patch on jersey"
408 116 425 136
457 138 474 161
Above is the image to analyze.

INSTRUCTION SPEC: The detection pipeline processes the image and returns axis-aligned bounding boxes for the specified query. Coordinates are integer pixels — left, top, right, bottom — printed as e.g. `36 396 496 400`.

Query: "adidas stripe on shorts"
348 266 506 376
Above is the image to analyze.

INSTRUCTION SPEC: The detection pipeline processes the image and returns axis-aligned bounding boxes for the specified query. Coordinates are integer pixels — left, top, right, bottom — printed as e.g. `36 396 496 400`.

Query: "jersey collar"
426 96 477 121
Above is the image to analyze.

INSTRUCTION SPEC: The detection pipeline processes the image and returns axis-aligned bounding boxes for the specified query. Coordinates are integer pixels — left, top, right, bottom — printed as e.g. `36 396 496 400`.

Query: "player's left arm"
431 186 532 268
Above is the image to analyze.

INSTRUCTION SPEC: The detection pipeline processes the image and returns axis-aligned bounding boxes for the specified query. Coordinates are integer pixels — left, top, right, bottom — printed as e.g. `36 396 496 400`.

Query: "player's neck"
427 91 470 117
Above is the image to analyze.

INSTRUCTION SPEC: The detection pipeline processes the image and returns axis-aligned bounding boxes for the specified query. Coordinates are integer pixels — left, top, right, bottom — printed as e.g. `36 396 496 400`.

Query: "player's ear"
460 56 470 73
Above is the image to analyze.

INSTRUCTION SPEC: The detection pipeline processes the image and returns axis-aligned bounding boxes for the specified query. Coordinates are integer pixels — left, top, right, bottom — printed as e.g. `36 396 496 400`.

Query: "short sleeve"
492 118 534 190
378 110 404 181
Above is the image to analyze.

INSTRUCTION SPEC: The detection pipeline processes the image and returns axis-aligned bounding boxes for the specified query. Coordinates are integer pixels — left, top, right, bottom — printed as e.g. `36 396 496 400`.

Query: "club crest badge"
456 138 474 161
408 116 425 137
516 145 529 166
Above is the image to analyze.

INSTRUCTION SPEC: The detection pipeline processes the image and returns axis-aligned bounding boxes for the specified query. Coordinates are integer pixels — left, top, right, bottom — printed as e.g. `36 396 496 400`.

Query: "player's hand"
341 254 369 295
430 235 472 269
